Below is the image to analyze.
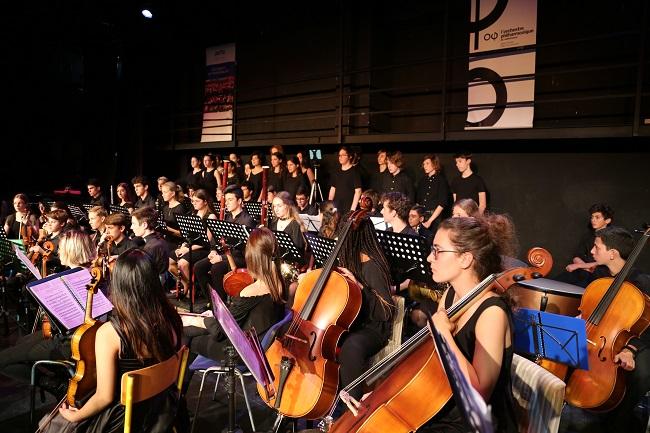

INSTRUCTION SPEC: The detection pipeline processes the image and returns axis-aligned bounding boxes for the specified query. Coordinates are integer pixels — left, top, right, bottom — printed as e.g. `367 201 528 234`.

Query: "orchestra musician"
101 213 136 259
87 206 107 246
132 176 156 210
42 248 185 432
343 215 518 433
87 179 109 210
381 192 417 235
116 182 136 207
130 206 169 278
0 230 96 388
560 226 650 433
4 193 39 239
28 209 68 273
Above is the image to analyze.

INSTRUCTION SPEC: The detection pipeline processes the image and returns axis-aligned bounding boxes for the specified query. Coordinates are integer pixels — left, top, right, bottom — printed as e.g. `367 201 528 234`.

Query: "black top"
384 171 415 202
248 171 263 200
573 229 599 262
4 213 37 239
142 232 171 275
416 172 450 213
267 169 285 193
330 166 362 212
350 259 394 341
450 173 487 205
185 170 203 190
298 203 319 216
283 173 309 199
110 236 137 256
213 209 257 262
203 294 284 345
269 218 308 266
162 203 187 247
370 169 391 193
416 224 434 247
89 193 109 210
422 289 517 433
387 225 418 236
201 169 219 198
135 194 157 210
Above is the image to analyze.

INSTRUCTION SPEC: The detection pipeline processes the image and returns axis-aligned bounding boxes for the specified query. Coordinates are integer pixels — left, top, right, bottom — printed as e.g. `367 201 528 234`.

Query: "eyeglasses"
431 245 459 260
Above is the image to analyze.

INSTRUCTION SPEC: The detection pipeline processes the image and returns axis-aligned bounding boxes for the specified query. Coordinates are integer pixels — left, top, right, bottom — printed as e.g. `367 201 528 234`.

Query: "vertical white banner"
201 43 236 143
469 0 537 54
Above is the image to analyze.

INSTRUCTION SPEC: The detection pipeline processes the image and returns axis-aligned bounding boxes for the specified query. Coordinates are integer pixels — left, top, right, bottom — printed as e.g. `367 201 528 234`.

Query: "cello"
67 262 104 407
257 210 367 419
221 238 254 297
558 227 650 411
327 247 553 433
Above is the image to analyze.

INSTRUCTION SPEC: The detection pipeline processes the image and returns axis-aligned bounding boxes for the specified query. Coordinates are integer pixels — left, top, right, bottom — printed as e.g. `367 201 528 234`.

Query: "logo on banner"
469 0 537 54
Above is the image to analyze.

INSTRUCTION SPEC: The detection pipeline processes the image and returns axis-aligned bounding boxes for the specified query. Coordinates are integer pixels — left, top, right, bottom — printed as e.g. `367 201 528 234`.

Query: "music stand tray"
175 215 210 245
513 308 589 370
305 233 335 268
272 231 303 264
374 229 433 284
67 205 87 222
109 204 130 215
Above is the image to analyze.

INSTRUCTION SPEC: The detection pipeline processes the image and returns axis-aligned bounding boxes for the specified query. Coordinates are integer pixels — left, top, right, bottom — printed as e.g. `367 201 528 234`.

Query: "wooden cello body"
564 277 650 411
257 211 367 419
329 247 553 433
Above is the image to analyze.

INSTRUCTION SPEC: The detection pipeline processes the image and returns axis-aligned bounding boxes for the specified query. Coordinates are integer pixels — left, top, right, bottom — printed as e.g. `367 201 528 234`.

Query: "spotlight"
141 9 153 19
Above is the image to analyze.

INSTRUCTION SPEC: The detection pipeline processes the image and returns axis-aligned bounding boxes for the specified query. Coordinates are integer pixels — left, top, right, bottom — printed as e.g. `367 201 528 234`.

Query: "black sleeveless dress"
419 289 518 433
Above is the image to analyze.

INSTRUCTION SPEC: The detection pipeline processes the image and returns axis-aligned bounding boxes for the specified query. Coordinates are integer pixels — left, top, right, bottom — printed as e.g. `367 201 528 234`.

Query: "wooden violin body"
224 268 254 297
564 277 650 411
67 265 103 407
260 269 362 418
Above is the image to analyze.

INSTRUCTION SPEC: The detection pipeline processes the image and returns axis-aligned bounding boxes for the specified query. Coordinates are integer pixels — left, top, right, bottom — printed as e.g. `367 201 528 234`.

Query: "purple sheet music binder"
210 289 275 399
26 267 113 333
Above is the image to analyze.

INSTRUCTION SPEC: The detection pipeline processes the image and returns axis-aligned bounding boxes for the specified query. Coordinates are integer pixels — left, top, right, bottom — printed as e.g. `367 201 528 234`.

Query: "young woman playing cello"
343 216 517 433
41 248 184 432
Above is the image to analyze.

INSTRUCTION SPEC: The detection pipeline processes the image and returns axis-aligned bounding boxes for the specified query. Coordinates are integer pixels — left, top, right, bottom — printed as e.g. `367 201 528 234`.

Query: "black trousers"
193 254 246 301
338 327 386 401
0 332 71 384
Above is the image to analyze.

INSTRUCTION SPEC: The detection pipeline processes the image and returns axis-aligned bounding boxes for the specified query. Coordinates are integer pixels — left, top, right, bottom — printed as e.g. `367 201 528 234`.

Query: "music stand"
213 201 221 216
67 205 87 222
305 233 335 268
300 214 321 233
513 308 589 370
175 215 210 313
272 231 303 265
210 288 274 433
430 322 494 433
0 227 15 335
109 204 129 215
81 203 93 212
374 229 433 285
243 201 262 222
204 219 250 248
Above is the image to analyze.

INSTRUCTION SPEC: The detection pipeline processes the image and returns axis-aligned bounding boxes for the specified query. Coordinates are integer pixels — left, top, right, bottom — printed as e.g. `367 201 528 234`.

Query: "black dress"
249 170 263 200
419 289 517 433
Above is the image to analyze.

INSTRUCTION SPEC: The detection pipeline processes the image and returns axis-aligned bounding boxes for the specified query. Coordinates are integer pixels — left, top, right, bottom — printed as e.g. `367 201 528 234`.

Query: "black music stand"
81 203 94 212
109 204 129 215
67 204 87 222
513 308 589 370
0 227 14 336
175 215 210 313
374 229 433 285
213 201 221 216
204 219 250 247
272 231 303 265
305 233 335 268
243 201 262 223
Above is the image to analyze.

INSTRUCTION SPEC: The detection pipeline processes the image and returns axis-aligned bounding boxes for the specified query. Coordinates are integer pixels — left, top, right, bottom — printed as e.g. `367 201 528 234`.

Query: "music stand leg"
223 345 243 433
188 242 194 314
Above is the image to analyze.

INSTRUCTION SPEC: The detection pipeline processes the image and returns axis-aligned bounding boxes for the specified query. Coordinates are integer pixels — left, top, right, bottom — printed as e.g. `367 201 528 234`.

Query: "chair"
510 354 566 433
370 295 406 367
189 309 294 433
29 359 76 427
120 345 189 433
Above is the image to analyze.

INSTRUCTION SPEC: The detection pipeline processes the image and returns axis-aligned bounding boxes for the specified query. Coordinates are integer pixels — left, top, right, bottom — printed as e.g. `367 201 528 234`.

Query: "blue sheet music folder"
513 308 589 370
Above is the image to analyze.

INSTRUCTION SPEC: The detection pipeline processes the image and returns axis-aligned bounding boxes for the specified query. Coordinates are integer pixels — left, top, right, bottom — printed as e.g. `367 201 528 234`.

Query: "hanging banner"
466 50 535 129
469 0 537 54
466 0 537 129
201 43 236 143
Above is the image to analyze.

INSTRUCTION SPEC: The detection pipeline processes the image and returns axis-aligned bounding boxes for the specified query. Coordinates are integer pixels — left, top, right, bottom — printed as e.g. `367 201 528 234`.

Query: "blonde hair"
162 181 183 202
59 230 97 268
245 228 285 303
275 191 306 232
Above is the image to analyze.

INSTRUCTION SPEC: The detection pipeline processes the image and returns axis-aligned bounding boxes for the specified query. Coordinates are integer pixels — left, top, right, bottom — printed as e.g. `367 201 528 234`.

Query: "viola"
555 228 650 411
39 240 55 339
257 210 367 419
327 247 553 433
67 264 104 407
221 238 254 297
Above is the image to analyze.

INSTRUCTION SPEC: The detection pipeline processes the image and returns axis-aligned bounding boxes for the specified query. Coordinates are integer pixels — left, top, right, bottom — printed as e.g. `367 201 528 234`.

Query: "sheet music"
370 217 389 231
13 244 42 279
61 269 113 319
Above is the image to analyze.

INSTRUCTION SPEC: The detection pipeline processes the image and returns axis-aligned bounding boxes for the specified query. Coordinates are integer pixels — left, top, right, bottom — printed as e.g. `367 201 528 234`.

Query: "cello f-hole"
597 336 607 362
309 331 317 362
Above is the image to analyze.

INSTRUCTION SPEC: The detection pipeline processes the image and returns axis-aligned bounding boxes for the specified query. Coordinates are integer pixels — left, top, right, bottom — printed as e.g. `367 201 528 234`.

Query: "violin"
221 238 254 297
67 263 104 407
19 215 36 250
327 247 553 433
29 229 53 264
39 240 55 339
257 210 367 419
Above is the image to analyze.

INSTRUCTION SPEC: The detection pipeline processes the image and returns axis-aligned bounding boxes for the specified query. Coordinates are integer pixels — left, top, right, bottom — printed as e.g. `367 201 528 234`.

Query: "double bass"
327 248 553 433
67 263 104 407
558 228 650 411
257 210 368 419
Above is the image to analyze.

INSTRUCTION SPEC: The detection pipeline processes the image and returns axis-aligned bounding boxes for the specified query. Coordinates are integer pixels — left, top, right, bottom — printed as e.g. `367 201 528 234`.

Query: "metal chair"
189 309 293 433
120 345 189 433
29 359 75 427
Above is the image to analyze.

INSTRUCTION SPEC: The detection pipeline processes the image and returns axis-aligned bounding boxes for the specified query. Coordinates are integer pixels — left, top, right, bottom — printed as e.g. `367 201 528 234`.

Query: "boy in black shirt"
328 146 362 213
87 179 109 210
451 152 486 214
132 176 156 209
295 188 318 215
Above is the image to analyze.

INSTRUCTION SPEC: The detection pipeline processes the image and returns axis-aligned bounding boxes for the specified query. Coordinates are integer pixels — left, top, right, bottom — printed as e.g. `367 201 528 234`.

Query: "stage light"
141 9 153 19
